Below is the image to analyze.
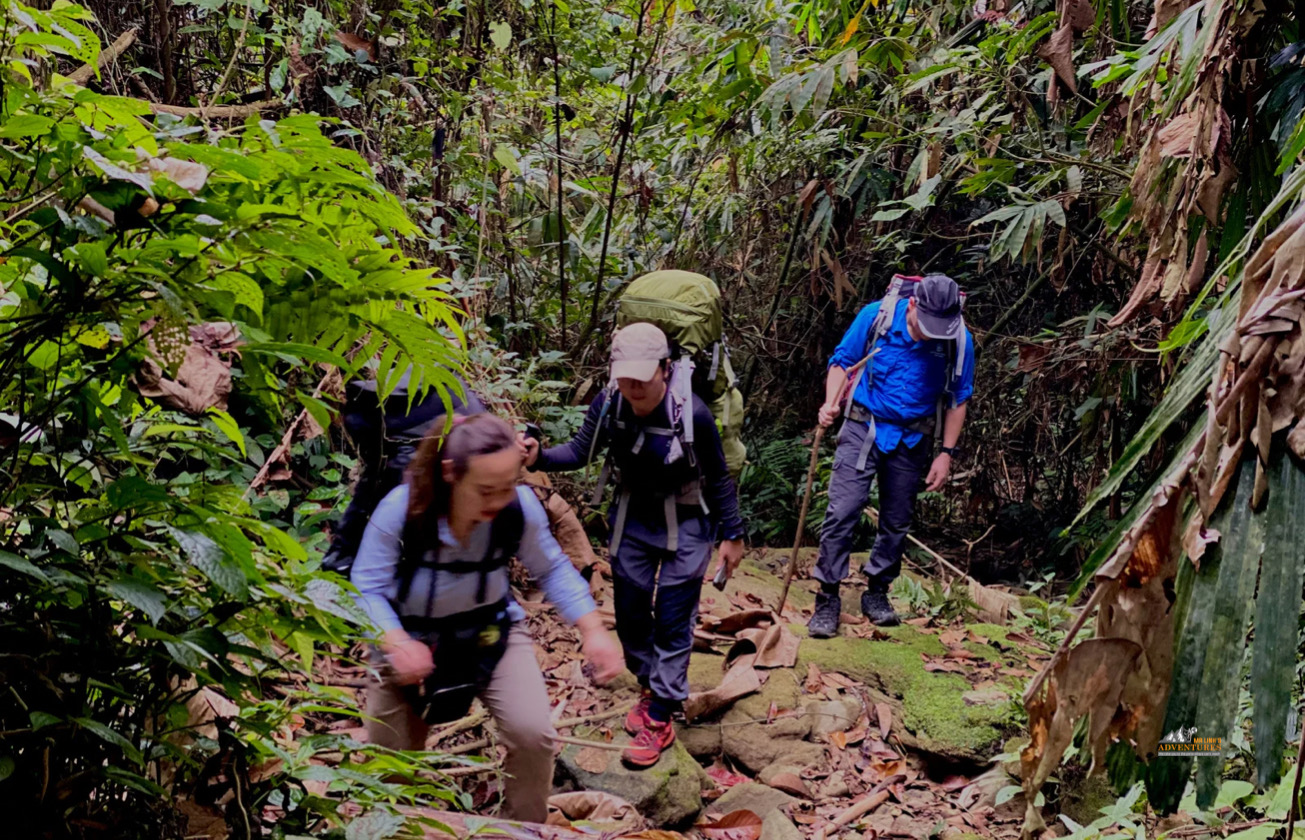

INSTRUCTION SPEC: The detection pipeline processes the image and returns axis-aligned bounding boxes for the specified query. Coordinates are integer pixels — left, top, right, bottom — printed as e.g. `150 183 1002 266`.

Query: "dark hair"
405 412 519 525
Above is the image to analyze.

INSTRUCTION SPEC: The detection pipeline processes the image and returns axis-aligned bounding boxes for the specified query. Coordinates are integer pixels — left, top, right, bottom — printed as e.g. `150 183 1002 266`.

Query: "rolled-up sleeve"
952 329 976 406
350 484 409 634
830 302 879 369
514 487 597 624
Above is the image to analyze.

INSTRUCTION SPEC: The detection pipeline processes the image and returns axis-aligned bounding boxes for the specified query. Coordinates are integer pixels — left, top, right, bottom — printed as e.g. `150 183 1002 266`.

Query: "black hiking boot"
808 589 842 639
861 587 900 627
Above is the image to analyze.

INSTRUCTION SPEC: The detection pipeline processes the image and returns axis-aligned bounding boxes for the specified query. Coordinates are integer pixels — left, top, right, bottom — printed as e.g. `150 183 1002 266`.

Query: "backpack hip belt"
845 403 936 471
397 599 512 724
609 477 709 557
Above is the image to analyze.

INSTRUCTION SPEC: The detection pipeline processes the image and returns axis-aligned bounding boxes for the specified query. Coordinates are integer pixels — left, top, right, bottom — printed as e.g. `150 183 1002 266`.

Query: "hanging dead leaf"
1037 24 1077 95
333 31 375 60
1067 0 1094 31
798 179 821 213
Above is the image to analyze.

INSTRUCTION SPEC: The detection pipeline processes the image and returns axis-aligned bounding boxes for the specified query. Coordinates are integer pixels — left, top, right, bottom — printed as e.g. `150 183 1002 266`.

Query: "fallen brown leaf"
574 746 611 774
698 809 764 840
769 772 810 798
875 702 893 739
805 663 824 694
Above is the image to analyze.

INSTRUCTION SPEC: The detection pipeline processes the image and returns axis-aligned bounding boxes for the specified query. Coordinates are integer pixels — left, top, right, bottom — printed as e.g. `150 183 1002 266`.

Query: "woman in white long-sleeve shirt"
351 412 622 822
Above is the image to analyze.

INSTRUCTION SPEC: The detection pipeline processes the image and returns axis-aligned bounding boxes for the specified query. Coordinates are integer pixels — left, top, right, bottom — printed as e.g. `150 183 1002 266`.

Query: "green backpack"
615 270 746 478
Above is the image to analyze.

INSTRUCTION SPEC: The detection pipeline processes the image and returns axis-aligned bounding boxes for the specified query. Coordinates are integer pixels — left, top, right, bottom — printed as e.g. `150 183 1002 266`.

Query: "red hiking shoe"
624 691 653 736
622 718 675 768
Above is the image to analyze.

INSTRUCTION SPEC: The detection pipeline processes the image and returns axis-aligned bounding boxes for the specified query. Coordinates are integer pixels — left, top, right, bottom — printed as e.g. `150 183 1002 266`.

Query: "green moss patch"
796 626 1010 763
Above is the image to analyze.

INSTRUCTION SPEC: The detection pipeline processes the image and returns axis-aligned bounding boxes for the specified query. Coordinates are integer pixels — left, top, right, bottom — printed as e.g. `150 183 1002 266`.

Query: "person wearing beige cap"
523 322 746 768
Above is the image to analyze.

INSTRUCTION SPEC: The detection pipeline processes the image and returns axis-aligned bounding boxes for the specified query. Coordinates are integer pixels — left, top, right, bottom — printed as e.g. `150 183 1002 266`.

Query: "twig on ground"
554 700 636 730
813 780 900 840
428 709 490 747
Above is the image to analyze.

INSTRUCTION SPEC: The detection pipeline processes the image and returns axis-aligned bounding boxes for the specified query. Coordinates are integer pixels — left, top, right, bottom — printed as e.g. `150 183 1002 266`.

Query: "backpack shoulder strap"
394 512 432 608
479 496 524 602
844 276 909 421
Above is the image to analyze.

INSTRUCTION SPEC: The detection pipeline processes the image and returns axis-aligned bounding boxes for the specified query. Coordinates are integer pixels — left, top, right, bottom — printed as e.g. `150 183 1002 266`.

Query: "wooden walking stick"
774 352 873 616
776 424 825 616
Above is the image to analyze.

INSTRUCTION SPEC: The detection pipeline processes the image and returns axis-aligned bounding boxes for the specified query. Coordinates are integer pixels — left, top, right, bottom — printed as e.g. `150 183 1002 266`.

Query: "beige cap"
610 322 669 382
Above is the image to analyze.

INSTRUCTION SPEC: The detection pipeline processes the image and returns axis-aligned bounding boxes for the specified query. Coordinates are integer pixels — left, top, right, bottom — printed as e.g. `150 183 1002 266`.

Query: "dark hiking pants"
813 419 931 590
609 499 714 706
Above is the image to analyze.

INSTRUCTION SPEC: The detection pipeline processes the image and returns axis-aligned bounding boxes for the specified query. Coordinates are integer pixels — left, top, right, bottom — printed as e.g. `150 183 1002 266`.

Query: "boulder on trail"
718 670 824 773
760 811 803 840
704 782 796 819
554 738 707 827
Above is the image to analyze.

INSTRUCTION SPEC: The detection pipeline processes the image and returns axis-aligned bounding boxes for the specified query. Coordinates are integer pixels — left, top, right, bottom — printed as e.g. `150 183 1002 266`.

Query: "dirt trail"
309 549 1052 839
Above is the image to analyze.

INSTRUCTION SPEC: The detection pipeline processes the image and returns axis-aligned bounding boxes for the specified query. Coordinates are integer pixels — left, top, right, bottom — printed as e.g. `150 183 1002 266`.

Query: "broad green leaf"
74 717 142 764
168 526 248 599
1213 779 1255 811
489 20 512 51
288 630 314 674
345 809 405 840
493 144 521 176
0 550 48 581
995 784 1022 805
869 205 909 222
208 272 264 315
0 113 53 138
208 408 247 457
105 476 172 513
106 578 169 625
1223 825 1279 840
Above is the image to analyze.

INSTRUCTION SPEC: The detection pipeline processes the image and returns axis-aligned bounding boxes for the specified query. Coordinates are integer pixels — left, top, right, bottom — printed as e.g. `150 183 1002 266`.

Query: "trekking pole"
776 424 825 616
774 353 871 616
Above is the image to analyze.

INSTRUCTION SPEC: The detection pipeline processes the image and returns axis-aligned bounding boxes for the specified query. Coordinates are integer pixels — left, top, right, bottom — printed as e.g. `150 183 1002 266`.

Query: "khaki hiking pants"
365 621 556 823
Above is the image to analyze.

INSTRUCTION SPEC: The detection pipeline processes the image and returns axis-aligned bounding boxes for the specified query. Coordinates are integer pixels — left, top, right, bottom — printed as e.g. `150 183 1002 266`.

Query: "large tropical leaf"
1250 443 1305 789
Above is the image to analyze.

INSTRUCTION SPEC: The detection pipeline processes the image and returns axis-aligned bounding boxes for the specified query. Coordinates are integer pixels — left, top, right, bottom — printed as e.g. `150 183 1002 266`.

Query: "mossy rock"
1058 772 1115 827
719 670 821 772
717 551 819 611
687 652 728 693
555 737 705 827
796 627 1010 764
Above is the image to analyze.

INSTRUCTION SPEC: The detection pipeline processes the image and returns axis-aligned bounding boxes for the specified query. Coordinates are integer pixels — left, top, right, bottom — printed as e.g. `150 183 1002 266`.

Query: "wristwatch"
940 446 958 457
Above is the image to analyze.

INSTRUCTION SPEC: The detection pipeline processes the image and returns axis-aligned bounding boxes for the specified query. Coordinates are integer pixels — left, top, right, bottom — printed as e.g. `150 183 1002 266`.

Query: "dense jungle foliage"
4 0 1305 835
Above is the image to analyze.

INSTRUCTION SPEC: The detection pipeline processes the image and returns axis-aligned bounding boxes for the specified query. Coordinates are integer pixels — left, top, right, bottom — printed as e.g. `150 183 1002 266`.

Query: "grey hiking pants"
814 419 931 590
609 497 714 705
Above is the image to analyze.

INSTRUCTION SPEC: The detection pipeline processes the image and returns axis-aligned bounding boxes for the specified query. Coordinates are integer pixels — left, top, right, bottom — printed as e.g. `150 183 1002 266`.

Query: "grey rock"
554 738 704 827
705 782 797 819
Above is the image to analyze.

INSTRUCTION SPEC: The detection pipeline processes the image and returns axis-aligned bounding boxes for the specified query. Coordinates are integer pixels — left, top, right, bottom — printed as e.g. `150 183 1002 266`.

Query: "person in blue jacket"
808 274 975 637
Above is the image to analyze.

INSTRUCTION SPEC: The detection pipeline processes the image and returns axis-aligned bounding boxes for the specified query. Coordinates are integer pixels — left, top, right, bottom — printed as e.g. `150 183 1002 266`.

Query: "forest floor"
274 548 1072 840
